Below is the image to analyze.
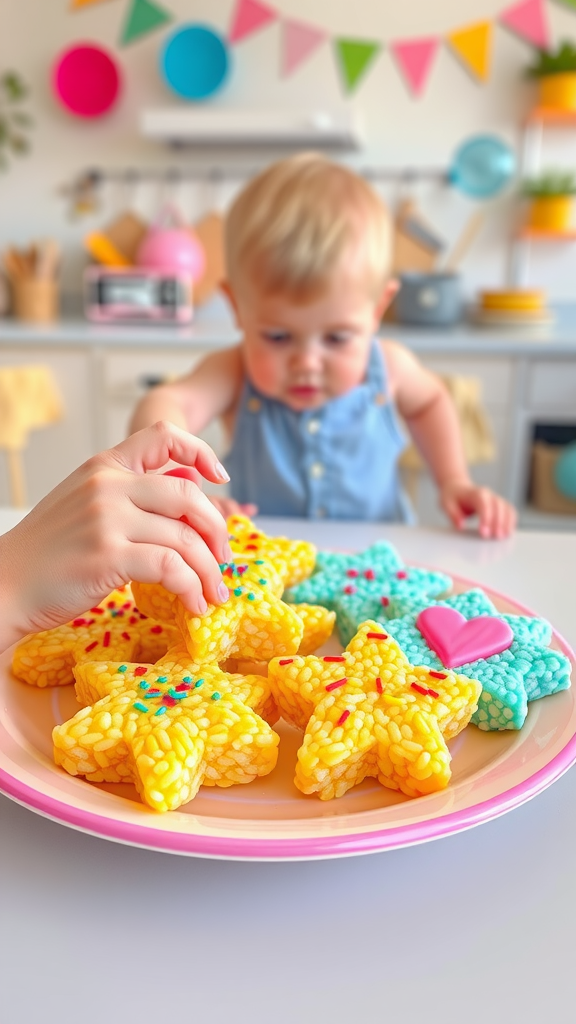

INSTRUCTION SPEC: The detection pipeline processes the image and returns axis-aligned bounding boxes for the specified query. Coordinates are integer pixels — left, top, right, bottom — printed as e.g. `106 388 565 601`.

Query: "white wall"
2 0 576 300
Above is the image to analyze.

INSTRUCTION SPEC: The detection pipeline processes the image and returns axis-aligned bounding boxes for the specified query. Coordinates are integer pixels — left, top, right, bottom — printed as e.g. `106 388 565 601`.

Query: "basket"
530 441 576 515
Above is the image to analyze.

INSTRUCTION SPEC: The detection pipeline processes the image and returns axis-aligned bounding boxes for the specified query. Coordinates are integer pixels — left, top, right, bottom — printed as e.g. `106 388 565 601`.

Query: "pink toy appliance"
84 267 193 323
136 205 205 281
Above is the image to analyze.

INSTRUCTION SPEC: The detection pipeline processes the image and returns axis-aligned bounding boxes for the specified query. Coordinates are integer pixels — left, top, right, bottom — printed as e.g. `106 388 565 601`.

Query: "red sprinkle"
224 566 234 577
162 695 178 707
323 656 345 662
134 666 148 676
72 618 87 627
85 641 98 653
86 620 95 626
336 710 350 727
147 688 161 695
325 677 347 692
411 682 430 696
129 616 138 625
366 632 388 640
248 533 260 540
364 569 375 580
138 613 148 620
245 544 258 551
346 569 359 578
343 585 357 595
380 596 390 607
427 688 440 698
396 571 407 580
150 626 163 635
429 671 447 679
90 607 104 615
279 659 294 665
375 677 383 694
121 632 131 642
122 602 132 609
175 682 191 692
107 602 116 609
103 631 111 648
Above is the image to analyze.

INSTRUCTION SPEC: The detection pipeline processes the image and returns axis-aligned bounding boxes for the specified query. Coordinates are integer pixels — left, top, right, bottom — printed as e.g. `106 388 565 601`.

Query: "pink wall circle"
53 43 121 118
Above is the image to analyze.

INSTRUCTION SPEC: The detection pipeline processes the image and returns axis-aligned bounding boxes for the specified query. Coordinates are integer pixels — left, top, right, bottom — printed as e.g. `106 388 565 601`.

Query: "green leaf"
10 111 32 127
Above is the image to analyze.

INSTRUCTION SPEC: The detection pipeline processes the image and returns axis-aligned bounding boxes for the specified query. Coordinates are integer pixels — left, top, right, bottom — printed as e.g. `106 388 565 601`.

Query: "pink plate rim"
1 573 574 860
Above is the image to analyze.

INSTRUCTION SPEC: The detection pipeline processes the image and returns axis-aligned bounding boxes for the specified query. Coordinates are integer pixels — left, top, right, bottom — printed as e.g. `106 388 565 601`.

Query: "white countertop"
3 300 576 355
1 514 575 1024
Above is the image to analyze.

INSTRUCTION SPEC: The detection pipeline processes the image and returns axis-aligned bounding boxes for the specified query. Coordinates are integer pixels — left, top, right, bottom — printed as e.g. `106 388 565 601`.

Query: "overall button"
307 418 321 434
247 398 261 413
310 462 324 479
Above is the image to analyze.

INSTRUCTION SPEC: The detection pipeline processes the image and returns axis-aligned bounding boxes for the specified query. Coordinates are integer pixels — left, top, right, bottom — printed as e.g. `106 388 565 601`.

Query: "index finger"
105 421 230 484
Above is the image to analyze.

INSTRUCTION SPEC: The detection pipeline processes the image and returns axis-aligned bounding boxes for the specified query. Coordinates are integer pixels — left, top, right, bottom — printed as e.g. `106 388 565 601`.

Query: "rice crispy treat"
54 645 280 812
12 587 179 689
385 589 572 731
227 514 316 588
268 621 482 800
175 559 304 664
284 541 452 646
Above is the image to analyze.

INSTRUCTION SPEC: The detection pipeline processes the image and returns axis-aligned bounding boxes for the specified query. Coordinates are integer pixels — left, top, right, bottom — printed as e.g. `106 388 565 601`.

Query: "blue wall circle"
449 135 516 200
161 24 230 101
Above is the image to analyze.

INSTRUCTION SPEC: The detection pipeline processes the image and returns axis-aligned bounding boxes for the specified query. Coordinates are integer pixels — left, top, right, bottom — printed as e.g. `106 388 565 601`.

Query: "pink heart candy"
416 606 513 669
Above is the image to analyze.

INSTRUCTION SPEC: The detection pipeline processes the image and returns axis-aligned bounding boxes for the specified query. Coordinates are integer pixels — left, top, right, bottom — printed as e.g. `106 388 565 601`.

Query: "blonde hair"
225 153 391 301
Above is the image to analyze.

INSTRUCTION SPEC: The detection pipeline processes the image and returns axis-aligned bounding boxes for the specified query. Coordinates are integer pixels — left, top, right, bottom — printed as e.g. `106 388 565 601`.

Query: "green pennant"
120 0 172 46
552 0 576 9
334 38 381 93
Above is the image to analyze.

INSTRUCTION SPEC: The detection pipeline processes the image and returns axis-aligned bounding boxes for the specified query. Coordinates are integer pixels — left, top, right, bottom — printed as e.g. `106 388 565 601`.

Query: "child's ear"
219 280 240 320
374 278 399 321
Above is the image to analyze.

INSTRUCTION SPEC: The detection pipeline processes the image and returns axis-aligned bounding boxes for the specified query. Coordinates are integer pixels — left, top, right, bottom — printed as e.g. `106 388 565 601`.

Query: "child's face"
230 267 392 412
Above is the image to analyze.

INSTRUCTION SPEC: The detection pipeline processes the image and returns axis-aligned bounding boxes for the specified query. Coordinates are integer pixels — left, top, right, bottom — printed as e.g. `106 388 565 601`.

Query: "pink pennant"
229 0 277 44
281 18 325 77
500 0 549 49
391 37 438 96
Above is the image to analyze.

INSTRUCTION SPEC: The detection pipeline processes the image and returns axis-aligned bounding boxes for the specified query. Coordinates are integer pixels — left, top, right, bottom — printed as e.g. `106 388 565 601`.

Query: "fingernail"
214 461 230 482
222 541 233 562
218 582 230 603
197 595 208 614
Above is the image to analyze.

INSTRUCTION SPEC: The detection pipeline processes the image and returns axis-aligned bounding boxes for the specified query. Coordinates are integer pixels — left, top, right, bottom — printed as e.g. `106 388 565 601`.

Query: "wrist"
0 528 35 654
438 473 473 492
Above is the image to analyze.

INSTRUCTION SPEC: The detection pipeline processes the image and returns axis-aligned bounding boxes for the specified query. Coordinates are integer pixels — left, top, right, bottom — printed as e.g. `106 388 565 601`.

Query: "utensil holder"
12 279 59 323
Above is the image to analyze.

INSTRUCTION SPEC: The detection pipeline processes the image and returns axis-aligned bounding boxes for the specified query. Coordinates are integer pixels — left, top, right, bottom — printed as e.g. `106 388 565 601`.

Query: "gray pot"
395 272 462 326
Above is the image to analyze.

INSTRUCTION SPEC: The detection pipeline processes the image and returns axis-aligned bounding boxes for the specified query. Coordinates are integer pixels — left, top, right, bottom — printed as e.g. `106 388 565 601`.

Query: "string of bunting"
71 0 575 96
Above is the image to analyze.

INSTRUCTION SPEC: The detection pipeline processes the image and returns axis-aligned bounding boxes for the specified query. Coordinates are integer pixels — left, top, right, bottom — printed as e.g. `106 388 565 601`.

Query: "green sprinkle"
258 579 267 585
118 665 127 672
194 679 204 688
138 681 150 690
111 610 120 617
211 692 221 701
247 592 255 601
182 676 192 683
133 702 148 713
254 559 265 565
156 676 168 683
234 587 243 596
154 706 167 717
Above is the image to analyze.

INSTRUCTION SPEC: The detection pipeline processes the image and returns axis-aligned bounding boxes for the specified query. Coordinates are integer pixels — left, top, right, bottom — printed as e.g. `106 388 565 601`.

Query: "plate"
0 577 574 861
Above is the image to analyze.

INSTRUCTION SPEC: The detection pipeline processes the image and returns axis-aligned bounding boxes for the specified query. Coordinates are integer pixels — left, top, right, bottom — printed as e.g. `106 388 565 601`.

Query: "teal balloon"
449 135 516 199
554 442 576 500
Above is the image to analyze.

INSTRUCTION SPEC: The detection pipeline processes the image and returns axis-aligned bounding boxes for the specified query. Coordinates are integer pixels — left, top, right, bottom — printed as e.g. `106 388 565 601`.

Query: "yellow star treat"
268 621 482 800
227 514 316 588
54 653 279 812
12 588 179 689
292 603 336 655
175 559 304 664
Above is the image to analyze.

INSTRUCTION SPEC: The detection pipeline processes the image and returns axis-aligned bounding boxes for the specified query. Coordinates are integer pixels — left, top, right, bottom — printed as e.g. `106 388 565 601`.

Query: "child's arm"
383 340 517 539
0 422 232 655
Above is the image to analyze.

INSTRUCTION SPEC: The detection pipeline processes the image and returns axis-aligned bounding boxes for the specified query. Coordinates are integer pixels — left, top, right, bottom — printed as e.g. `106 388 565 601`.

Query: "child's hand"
0 421 233 649
439 479 517 539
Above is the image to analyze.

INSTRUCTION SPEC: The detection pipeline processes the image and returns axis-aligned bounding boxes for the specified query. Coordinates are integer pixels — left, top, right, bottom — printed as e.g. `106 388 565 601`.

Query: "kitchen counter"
3 301 576 354
1 515 575 1024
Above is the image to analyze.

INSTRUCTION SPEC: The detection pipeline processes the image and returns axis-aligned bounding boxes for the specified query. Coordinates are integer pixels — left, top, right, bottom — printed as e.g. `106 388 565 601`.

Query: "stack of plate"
473 290 554 327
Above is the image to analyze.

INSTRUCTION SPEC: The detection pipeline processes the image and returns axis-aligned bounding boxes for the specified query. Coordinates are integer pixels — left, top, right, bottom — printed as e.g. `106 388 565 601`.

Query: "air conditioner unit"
140 108 363 150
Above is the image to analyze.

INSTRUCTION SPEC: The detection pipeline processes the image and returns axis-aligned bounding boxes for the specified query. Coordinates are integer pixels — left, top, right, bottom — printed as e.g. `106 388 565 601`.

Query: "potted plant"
526 41 576 111
0 71 32 170
522 171 576 231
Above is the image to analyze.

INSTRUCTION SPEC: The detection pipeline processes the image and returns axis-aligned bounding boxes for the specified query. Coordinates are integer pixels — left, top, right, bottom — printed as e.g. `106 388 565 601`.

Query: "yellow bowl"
479 289 546 312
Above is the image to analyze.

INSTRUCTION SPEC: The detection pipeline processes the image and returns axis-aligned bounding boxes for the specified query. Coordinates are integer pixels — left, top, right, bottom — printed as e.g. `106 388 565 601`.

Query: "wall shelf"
518 227 576 240
140 107 363 151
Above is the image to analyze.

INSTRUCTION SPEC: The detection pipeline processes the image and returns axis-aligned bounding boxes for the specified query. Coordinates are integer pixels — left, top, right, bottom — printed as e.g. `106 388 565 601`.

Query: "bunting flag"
447 22 492 82
229 0 277 44
500 0 550 48
281 18 325 77
120 0 172 45
71 0 116 8
334 39 381 93
553 0 576 9
391 38 438 96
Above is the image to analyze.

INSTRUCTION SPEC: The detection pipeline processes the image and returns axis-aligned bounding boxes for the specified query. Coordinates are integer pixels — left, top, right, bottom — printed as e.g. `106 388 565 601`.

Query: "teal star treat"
385 589 572 731
284 541 452 646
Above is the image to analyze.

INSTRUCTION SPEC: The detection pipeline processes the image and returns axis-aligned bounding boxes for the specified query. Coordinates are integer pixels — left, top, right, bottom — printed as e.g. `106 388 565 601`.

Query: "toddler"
130 154 516 539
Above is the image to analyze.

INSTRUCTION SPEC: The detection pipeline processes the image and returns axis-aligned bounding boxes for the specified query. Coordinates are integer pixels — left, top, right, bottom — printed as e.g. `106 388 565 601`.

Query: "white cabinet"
0 346 95 507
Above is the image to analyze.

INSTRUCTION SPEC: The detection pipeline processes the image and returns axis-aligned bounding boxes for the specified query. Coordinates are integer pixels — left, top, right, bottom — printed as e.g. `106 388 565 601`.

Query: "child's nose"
292 341 322 371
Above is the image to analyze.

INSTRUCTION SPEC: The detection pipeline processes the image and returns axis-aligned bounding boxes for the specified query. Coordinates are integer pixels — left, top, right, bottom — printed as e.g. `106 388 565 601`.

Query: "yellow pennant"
71 0 117 9
447 21 492 82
